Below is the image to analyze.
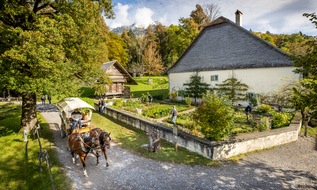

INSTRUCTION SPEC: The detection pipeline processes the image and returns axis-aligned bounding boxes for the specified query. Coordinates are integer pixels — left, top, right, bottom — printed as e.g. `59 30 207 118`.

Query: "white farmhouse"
167 11 300 96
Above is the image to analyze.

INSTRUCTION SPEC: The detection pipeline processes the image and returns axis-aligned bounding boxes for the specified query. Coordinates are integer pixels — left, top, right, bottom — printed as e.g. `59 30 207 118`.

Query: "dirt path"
39 104 317 190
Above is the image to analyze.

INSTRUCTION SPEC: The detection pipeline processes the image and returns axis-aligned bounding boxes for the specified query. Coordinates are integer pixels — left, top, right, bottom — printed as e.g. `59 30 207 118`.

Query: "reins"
72 136 101 153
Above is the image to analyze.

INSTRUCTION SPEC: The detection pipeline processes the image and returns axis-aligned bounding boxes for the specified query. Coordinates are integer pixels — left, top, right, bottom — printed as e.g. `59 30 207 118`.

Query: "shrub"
185 96 192 106
271 112 293 129
169 89 178 102
256 116 271 131
255 104 274 115
193 92 235 141
114 98 123 108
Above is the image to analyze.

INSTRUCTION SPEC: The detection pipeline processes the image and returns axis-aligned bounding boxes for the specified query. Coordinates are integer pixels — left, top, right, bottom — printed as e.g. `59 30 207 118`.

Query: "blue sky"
105 0 317 36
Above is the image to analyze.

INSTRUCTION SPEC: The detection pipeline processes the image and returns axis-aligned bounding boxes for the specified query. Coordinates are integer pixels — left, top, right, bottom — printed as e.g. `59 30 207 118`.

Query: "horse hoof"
106 163 109 167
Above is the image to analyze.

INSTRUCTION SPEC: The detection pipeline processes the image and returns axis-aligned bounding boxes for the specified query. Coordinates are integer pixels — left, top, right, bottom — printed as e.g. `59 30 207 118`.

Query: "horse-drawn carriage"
57 97 111 177
56 97 95 138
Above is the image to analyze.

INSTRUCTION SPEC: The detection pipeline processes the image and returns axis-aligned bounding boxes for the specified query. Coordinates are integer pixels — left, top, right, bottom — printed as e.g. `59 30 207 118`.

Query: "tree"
193 91 235 141
183 72 210 103
203 4 221 22
215 75 249 105
143 25 164 75
107 32 129 68
190 4 209 29
143 42 164 75
291 13 317 136
0 1 113 129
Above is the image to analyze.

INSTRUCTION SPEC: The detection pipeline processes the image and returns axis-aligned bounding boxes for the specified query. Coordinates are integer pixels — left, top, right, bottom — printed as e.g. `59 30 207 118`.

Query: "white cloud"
134 7 154 27
106 0 316 35
106 3 131 28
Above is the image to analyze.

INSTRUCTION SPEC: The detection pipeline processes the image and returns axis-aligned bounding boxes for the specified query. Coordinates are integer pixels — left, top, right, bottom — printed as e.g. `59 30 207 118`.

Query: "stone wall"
98 104 301 160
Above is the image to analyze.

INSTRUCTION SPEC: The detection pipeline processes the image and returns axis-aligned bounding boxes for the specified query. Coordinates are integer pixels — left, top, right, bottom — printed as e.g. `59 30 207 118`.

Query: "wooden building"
101 60 137 97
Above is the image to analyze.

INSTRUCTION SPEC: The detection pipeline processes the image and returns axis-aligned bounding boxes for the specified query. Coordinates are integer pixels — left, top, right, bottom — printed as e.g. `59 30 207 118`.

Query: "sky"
105 0 317 36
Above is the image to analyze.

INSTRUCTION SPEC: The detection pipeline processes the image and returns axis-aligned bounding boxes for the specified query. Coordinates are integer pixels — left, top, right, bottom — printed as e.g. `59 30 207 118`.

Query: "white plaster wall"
168 67 300 95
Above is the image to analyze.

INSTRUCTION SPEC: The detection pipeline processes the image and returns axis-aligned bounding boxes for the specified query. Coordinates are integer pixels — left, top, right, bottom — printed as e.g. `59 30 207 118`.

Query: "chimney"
235 10 243 26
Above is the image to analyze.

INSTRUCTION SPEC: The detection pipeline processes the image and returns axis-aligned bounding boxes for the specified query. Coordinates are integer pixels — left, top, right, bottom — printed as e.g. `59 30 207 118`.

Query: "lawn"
125 76 169 98
0 103 71 190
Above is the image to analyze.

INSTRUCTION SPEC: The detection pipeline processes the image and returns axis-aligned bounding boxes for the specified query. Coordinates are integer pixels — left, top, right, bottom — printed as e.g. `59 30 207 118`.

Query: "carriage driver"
71 109 82 129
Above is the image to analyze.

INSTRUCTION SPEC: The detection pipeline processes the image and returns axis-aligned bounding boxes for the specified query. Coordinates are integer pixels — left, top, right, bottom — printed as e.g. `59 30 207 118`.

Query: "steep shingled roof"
167 16 292 74
102 60 137 84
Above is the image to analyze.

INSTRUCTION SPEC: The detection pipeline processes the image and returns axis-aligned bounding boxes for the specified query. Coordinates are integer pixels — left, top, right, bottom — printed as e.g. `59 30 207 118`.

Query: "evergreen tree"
216 75 249 105
183 72 210 103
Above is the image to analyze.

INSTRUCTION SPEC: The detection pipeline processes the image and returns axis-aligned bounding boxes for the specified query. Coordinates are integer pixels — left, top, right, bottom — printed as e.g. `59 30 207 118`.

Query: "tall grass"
0 103 71 190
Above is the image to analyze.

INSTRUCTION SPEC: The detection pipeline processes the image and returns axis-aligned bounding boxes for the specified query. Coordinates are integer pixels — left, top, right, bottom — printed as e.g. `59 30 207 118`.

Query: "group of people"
41 95 51 105
70 109 89 130
98 97 105 113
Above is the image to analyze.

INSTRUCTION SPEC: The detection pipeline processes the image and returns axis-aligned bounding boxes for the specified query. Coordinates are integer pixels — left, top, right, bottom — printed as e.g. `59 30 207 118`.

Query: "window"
211 75 218 81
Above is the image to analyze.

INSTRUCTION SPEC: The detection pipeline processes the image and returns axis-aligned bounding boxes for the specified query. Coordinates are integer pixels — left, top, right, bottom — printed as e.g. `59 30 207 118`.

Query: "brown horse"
90 128 111 167
68 132 101 177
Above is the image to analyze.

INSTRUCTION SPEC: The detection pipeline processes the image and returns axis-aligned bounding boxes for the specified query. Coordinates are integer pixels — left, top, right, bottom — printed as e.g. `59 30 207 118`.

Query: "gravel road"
39 104 317 190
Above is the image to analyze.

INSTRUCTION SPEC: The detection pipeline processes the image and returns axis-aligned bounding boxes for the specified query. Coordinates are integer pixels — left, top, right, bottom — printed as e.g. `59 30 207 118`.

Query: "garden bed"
107 99 294 140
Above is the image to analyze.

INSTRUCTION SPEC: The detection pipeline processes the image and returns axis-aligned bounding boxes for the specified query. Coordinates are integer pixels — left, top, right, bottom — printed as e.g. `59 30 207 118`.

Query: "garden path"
152 107 196 124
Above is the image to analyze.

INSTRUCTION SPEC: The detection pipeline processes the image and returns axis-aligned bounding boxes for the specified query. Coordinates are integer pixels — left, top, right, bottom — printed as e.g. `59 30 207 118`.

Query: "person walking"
245 105 252 121
41 95 46 105
47 95 52 104
98 97 102 113
171 106 178 125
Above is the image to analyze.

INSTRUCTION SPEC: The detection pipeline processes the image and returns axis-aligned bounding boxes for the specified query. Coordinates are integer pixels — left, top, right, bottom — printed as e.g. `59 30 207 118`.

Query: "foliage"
183 72 210 102
291 13 317 136
169 88 178 101
271 112 293 129
185 96 192 106
216 75 248 105
256 116 271 131
114 98 123 108
193 92 235 141
93 72 112 97
143 105 173 118
0 0 114 128
107 31 129 68
253 31 313 56
140 93 149 103
254 104 274 115
260 82 296 110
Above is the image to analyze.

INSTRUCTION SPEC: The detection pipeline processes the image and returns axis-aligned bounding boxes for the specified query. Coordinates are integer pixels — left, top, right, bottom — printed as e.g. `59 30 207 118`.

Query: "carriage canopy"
57 97 95 113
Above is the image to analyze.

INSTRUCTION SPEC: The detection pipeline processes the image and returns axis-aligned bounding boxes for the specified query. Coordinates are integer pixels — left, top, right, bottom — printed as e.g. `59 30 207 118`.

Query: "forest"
106 4 315 76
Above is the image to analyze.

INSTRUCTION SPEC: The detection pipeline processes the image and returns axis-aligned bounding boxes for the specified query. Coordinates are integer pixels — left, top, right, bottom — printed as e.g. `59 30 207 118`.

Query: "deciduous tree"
0 0 113 129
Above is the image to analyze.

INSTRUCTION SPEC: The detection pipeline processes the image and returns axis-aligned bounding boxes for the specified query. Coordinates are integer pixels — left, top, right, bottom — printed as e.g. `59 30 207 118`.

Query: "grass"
126 76 169 98
0 103 71 190
91 111 221 166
